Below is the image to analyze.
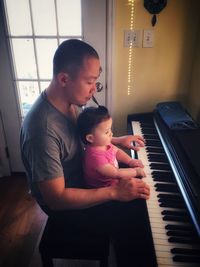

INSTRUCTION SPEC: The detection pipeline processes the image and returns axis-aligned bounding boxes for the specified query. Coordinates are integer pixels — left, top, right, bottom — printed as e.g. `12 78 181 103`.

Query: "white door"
0 0 107 172
82 0 107 107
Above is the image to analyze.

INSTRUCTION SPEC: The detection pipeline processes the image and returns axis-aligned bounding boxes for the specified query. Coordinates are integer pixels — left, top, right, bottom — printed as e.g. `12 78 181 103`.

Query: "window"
3 0 82 117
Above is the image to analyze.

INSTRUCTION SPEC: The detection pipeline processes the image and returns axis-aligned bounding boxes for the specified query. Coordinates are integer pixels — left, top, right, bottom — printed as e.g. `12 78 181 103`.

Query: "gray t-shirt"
20 91 83 207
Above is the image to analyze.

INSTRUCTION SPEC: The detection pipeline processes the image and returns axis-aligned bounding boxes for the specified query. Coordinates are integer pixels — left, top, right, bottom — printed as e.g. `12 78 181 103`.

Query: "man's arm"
38 175 150 211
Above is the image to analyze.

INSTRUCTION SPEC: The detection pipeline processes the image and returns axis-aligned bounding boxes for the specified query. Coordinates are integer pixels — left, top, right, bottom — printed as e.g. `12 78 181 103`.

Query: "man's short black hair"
53 39 99 78
77 106 111 145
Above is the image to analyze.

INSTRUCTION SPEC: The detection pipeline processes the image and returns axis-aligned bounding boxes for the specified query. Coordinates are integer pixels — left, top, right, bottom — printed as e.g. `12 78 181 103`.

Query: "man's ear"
57 72 70 87
86 134 94 144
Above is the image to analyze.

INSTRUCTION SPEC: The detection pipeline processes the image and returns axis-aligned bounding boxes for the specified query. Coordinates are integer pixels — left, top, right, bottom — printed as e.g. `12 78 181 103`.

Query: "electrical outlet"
124 30 141 47
143 29 154 48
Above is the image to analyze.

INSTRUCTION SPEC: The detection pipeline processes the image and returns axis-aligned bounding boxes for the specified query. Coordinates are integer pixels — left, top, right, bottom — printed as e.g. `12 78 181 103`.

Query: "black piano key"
146 147 165 153
163 215 190 223
153 177 175 182
167 230 196 237
160 202 185 208
147 154 168 161
148 156 169 164
158 199 184 208
171 247 200 255
173 255 200 263
140 122 155 128
161 210 188 217
169 236 199 244
165 224 194 232
157 193 182 201
152 171 174 179
155 183 179 193
145 140 162 147
143 134 159 140
141 128 157 135
152 173 175 182
150 163 171 171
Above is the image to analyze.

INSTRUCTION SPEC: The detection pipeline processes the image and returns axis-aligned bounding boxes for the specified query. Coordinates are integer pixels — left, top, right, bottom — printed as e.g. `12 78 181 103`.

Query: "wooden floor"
0 174 47 267
0 175 116 267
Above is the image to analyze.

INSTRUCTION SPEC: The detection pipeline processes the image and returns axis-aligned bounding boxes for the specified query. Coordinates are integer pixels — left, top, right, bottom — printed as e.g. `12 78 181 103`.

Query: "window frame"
2 0 83 119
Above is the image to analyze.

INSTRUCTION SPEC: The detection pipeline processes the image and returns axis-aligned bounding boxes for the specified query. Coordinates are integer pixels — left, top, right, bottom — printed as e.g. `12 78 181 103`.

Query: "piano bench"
39 217 110 267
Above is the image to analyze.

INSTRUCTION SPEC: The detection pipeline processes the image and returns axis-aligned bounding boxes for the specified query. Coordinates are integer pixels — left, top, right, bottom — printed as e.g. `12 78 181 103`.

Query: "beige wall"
112 0 200 135
187 21 200 124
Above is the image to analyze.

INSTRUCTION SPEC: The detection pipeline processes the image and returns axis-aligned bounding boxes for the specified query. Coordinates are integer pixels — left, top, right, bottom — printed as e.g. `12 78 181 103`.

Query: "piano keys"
127 111 200 267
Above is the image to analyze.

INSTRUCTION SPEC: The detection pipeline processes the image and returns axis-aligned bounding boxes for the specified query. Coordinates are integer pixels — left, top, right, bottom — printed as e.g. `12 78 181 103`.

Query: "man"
20 39 150 266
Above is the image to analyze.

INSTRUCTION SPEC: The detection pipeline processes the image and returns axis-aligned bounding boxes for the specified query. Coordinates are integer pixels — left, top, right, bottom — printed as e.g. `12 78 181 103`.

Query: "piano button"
173 255 200 263
171 247 200 255
165 224 194 232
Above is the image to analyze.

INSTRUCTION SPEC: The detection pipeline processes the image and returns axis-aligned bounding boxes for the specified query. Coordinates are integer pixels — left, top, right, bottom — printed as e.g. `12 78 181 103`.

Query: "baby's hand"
129 159 144 168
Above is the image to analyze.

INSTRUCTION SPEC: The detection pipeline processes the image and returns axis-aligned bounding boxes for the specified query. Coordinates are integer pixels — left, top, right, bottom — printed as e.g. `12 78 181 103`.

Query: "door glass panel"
57 0 82 36
11 39 37 79
36 39 58 79
4 0 32 35
18 81 40 116
40 82 51 91
31 0 57 35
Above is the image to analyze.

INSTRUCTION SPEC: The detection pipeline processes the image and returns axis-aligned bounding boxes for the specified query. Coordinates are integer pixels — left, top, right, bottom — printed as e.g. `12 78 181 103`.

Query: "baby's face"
91 118 113 146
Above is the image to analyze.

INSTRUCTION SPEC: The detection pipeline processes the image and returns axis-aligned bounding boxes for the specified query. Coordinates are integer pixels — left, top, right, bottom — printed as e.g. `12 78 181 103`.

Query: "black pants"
41 200 154 267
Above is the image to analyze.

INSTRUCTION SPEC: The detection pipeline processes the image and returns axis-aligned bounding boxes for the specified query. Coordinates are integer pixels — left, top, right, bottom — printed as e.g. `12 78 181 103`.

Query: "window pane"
11 39 37 79
36 39 58 79
59 38 82 45
31 0 56 35
40 82 51 91
57 0 82 36
18 81 39 116
4 0 32 35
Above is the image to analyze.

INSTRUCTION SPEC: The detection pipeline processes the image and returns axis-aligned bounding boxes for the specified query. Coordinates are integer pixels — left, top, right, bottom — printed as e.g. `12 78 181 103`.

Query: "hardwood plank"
0 175 47 267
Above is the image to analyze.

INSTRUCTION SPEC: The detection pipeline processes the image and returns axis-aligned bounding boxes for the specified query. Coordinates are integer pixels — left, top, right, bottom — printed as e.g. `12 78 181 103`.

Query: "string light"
127 0 135 96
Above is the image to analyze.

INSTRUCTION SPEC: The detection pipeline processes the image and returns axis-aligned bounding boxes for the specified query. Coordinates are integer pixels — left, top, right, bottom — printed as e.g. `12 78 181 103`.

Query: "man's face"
66 57 101 106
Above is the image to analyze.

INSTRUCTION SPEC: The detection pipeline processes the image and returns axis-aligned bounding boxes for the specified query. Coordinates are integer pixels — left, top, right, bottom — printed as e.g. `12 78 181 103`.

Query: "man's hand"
112 135 145 151
112 177 150 201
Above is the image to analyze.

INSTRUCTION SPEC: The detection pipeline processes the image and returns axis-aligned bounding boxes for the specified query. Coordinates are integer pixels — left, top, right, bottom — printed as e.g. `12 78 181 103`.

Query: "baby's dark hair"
77 106 111 144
